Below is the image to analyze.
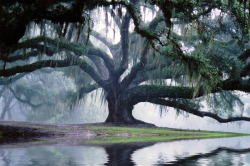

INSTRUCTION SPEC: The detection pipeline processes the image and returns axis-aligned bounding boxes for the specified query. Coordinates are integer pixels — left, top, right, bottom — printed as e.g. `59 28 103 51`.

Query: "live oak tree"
0 0 249 125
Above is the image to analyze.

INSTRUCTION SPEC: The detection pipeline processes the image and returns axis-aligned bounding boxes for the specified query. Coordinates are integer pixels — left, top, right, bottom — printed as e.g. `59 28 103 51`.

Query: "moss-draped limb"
117 12 130 76
238 49 250 62
148 98 250 123
121 14 165 89
122 2 160 42
90 31 114 50
121 42 150 89
8 87 43 108
87 47 115 74
2 36 85 63
85 54 109 80
128 77 249 104
130 67 183 88
1 55 108 88
16 36 115 75
0 73 27 85
5 50 47 63
0 60 71 77
63 54 108 87
5 36 115 79
148 15 164 30
128 85 195 103
240 62 250 77
70 56 107 88
16 36 86 56
2 0 114 47
78 83 99 99
90 31 121 66
222 78 250 93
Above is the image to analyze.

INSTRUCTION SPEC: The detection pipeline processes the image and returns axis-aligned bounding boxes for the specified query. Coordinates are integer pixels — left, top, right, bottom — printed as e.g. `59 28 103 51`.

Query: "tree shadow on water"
103 143 154 166
164 147 250 166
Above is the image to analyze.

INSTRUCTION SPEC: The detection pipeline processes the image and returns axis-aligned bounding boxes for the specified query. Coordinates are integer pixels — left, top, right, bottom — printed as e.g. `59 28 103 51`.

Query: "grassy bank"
0 121 249 145
84 126 249 144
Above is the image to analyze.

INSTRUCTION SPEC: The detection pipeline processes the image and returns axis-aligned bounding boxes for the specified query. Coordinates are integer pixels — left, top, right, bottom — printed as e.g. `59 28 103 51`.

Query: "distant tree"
0 0 249 125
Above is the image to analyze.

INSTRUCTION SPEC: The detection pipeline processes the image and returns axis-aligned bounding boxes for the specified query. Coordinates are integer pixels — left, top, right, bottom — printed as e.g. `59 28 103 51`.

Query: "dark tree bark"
105 95 141 124
104 82 152 125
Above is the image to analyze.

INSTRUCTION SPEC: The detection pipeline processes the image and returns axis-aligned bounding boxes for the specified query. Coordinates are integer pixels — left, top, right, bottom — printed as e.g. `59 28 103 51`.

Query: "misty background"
1 6 249 133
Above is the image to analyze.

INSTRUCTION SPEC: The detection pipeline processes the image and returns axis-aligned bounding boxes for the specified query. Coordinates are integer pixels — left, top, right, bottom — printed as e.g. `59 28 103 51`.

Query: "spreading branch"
238 48 250 62
241 62 250 77
149 98 250 123
78 83 99 99
87 47 115 74
117 12 130 76
121 42 150 89
8 87 43 108
128 85 195 103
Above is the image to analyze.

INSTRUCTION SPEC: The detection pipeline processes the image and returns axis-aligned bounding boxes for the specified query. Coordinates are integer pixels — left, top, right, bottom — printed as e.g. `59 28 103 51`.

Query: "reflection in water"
0 137 250 165
0 146 108 166
104 143 154 166
132 136 250 165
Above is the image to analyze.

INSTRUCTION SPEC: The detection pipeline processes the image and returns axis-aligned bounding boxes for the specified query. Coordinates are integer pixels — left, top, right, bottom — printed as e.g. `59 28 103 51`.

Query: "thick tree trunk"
105 94 154 126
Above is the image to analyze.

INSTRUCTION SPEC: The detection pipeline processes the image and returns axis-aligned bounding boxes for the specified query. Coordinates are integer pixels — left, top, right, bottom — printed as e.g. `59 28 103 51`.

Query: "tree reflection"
1 143 250 165
103 143 154 166
166 147 250 165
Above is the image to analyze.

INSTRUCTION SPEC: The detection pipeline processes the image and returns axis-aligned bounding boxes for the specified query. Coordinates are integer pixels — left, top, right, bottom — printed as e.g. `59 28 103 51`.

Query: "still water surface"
1 136 250 165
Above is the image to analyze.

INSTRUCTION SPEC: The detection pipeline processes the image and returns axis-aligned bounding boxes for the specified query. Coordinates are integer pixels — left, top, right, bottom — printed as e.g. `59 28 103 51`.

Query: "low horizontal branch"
128 85 195 101
149 98 250 123
0 60 71 77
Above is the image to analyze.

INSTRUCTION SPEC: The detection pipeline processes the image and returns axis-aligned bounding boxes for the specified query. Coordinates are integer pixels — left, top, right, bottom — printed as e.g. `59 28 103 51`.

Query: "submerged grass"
84 126 249 144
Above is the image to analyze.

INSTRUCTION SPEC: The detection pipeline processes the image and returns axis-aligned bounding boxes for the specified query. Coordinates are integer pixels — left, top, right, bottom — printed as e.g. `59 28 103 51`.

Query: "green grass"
84 126 250 144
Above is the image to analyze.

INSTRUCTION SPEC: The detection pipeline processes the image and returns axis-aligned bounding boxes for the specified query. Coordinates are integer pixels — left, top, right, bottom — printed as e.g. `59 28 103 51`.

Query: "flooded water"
1 136 250 165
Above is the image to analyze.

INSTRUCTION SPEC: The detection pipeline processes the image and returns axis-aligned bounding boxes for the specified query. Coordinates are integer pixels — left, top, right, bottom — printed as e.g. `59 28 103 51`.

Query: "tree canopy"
0 0 249 125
